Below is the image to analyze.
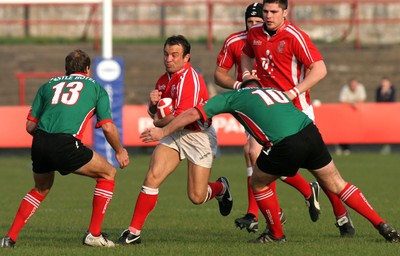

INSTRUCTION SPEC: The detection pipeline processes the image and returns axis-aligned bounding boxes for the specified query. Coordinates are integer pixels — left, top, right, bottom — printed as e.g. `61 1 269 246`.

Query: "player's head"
245 3 264 31
65 49 91 76
163 35 191 74
164 35 191 59
240 79 263 89
262 0 289 31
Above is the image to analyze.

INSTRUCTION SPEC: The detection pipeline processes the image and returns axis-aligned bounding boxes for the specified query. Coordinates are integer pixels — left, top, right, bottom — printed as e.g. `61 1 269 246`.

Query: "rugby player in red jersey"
215 2 321 233
117 35 232 245
241 0 355 237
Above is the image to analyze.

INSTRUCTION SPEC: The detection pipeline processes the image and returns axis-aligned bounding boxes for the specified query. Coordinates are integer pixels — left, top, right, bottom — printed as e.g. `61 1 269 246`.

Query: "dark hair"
65 49 91 76
240 79 263 89
164 35 191 58
263 0 288 10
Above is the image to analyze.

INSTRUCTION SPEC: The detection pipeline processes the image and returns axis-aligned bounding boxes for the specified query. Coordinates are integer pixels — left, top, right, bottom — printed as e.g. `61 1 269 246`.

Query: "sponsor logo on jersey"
253 40 262 46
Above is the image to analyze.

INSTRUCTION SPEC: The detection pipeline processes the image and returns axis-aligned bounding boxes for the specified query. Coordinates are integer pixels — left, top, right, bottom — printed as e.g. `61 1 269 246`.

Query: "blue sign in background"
93 57 124 167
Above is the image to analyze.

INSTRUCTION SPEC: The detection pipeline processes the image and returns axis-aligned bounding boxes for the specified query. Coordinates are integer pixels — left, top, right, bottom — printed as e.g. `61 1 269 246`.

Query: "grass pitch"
0 153 399 256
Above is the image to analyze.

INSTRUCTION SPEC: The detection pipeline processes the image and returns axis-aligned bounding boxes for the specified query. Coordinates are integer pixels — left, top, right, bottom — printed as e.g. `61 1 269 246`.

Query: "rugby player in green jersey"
1 49 129 248
140 79 400 244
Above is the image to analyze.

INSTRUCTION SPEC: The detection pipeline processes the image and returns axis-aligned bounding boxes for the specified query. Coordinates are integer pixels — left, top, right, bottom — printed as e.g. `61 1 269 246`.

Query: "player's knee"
188 192 206 205
249 148 260 160
249 176 256 190
249 176 266 192
144 170 160 185
110 167 117 178
107 167 117 179
99 166 117 180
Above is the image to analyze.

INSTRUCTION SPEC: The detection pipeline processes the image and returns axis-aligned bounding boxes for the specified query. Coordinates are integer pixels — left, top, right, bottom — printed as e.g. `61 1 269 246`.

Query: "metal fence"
1 0 400 49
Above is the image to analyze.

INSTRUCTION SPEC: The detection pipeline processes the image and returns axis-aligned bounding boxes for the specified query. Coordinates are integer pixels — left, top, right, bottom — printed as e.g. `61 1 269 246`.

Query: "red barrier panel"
314 103 400 144
123 105 156 147
0 106 93 148
1 103 400 148
0 106 33 148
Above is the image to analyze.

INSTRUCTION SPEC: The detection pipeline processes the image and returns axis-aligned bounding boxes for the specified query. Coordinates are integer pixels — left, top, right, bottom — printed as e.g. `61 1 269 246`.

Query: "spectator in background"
376 77 396 103
375 77 396 154
337 78 367 155
339 78 367 107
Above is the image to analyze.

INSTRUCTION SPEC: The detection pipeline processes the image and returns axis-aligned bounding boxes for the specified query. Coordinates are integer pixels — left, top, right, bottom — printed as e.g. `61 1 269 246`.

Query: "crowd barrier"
1 103 400 148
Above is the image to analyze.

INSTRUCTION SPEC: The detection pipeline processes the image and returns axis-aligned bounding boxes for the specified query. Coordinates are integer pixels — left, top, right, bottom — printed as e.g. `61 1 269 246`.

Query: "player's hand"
115 148 130 169
140 128 164 142
149 90 162 106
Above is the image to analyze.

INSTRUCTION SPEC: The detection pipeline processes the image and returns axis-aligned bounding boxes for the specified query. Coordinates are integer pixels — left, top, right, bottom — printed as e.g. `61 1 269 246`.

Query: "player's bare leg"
1 172 53 248
234 138 260 232
248 166 286 243
117 144 180 246
76 152 118 247
310 160 400 243
187 161 212 204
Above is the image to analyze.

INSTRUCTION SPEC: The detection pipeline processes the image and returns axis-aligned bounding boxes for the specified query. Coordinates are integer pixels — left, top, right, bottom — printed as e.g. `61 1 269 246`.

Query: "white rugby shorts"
160 127 217 168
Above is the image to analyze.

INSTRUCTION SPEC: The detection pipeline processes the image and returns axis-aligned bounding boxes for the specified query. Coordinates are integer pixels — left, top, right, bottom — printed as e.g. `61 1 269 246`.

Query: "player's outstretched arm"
141 108 201 142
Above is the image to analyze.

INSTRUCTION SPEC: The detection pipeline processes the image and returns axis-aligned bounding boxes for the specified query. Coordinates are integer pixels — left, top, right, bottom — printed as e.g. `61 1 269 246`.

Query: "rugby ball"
156 98 175 118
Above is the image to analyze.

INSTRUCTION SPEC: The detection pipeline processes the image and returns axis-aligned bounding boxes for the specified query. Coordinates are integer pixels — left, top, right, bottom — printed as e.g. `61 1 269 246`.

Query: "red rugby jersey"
242 20 323 111
216 30 258 82
155 62 211 131
216 30 248 82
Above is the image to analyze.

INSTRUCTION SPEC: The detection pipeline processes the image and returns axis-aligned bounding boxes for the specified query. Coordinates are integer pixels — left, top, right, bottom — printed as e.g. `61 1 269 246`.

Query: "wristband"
147 102 157 117
233 81 242 90
147 108 156 117
293 87 300 95
242 71 250 80
289 89 298 98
